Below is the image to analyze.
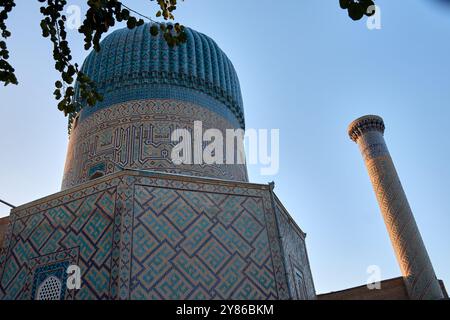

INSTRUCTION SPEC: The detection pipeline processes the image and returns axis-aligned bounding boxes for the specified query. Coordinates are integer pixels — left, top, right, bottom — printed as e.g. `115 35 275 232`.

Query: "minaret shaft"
349 115 443 300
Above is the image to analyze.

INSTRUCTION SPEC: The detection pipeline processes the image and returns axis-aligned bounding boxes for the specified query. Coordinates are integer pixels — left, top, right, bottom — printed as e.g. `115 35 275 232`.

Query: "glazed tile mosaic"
0 171 315 300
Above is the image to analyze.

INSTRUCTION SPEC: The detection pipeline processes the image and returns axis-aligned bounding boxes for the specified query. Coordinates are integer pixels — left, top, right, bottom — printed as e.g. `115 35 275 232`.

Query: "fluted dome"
62 24 248 189
70 23 245 130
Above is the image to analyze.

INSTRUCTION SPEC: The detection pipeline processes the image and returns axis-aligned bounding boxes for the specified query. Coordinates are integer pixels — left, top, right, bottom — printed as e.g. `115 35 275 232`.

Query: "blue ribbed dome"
71 23 245 129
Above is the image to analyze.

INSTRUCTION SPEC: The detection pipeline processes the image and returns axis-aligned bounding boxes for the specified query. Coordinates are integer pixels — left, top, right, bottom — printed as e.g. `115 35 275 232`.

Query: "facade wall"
62 99 248 190
0 171 313 300
0 187 118 300
318 277 410 300
0 217 9 249
274 197 316 300
439 280 449 299
0 217 10 269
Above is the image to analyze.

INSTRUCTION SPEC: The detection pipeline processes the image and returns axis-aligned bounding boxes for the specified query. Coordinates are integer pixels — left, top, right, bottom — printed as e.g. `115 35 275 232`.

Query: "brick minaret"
348 115 443 300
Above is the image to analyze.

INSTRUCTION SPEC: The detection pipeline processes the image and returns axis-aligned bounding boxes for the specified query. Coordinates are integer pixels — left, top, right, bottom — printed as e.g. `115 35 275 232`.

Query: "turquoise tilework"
71 23 245 130
130 185 278 299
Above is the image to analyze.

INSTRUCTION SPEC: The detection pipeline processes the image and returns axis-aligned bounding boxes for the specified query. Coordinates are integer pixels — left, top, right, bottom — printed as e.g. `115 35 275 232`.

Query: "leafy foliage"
0 0 17 86
0 0 375 133
0 0 186 133
340 0 376 21
37 0 187 131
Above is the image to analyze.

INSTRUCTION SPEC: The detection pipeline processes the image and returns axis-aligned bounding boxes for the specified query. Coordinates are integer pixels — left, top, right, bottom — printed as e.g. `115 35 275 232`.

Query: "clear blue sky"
0 0 449 295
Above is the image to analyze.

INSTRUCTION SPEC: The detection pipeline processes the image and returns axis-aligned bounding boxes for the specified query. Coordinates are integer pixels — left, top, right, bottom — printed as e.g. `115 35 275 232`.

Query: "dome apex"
71 23 245 130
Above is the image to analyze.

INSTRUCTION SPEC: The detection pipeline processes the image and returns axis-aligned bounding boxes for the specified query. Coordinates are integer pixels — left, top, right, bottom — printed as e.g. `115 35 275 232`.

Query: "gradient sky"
0 0 449 295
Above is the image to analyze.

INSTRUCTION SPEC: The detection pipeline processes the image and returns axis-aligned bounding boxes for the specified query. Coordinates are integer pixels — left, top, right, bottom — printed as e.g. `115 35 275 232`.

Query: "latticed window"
36 276 62 300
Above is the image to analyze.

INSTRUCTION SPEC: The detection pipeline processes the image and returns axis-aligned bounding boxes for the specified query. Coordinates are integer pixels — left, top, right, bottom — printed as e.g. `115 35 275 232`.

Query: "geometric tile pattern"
351 117 444 300
130 185 276 299
274 199 316 300
364 152 444 300
62 99 248 190
0 189 117 300
0 171 305 300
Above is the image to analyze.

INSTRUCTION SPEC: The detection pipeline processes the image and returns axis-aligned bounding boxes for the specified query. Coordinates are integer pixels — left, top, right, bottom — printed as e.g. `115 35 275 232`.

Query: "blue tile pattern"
0 173 294 300
130 185 277 299
62 100 248 189
71 23 245 130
